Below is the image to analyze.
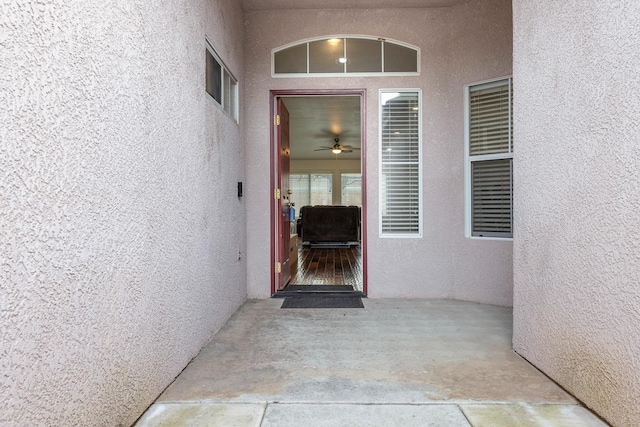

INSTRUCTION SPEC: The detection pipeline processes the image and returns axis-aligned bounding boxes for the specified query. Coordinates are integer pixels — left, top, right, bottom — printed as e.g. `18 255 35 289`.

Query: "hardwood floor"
290 244 363 291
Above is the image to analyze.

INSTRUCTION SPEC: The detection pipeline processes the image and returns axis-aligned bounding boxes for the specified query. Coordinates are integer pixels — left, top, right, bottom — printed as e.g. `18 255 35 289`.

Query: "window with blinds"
465 78 513 238
379 90 422 237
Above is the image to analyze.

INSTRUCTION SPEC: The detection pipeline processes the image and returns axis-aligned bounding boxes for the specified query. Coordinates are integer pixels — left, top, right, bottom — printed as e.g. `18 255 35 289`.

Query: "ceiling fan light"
332 148 342 154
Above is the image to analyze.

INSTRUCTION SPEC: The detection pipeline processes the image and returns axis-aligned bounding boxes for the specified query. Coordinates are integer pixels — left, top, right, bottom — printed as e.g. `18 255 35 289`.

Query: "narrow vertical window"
465 78 513 238
379 90 422 237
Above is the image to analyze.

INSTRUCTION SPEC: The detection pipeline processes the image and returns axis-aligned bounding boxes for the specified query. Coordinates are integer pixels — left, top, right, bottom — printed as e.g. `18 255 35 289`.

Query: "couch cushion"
301 205 359 242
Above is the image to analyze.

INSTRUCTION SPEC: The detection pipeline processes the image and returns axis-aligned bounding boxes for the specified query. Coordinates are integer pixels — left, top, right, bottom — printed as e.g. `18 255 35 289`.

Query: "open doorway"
270 90 367 295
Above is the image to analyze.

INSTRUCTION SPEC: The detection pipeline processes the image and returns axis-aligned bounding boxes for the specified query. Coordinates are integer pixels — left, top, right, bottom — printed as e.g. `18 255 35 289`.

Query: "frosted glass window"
273 36 419 76
384 42 418 73
274 44 307 74
309 39 344 73
346 39 382 73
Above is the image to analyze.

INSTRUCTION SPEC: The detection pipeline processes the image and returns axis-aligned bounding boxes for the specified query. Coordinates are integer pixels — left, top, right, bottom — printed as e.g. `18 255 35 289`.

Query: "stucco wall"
244 0 513 303
512 2 640 426
0 0 246 425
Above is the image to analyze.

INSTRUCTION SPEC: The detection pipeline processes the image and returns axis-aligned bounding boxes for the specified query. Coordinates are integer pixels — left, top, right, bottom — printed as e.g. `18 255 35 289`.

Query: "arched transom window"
272 35 420 77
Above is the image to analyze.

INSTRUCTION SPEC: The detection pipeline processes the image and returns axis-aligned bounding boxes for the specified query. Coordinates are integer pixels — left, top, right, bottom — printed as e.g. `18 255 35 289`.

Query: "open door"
271 89 368 296
276 98 292 290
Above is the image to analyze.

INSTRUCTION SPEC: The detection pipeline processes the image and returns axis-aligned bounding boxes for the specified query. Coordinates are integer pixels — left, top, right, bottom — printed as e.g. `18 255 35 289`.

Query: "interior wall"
0 0 246 425
512 2 640 426
245 0 513 302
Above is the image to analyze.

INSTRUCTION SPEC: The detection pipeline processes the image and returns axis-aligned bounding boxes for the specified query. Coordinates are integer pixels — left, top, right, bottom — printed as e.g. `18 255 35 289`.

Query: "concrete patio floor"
135 299 608 426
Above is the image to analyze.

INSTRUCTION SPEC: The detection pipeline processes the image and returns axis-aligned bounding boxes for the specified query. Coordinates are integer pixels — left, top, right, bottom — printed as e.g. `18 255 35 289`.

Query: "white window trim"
379 88 423 238
206 38 239 123
464 76 513 240
272 34 421 78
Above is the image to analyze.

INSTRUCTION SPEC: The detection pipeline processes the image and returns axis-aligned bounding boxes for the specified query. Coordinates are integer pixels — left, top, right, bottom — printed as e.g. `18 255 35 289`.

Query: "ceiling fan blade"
341 145 360 150
342 149 354 153
314 147 333 151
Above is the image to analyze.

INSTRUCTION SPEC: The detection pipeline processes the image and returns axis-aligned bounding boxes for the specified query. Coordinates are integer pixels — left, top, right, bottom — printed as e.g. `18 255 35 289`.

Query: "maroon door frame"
269 89 368 296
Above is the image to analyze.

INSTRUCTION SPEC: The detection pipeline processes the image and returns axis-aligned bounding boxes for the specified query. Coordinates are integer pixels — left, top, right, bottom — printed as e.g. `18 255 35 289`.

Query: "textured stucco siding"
512 2 640 426
244 0 513 304
0 0 246 425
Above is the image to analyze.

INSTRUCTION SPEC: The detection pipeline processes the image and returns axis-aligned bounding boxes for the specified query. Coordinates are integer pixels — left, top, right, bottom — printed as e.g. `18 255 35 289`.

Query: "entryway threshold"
272 285 365 298
272 290 366 299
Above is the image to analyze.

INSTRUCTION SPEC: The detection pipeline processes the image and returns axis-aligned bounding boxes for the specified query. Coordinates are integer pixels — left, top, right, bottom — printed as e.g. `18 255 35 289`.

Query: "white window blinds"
469 82 513 155
380 90 421 236
466 78 513 238
472 159 512 235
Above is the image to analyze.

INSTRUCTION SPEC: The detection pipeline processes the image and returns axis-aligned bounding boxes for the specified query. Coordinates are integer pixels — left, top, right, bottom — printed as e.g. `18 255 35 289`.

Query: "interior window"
341 173 362 206
290 173 333 217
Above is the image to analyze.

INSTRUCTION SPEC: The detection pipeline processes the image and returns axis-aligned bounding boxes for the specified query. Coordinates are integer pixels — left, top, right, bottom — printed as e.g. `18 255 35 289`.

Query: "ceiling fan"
314 137 360 154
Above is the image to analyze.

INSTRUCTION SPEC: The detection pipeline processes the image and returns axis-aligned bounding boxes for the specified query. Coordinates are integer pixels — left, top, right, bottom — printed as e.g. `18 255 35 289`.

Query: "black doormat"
281 296 364 309
284 285 354 292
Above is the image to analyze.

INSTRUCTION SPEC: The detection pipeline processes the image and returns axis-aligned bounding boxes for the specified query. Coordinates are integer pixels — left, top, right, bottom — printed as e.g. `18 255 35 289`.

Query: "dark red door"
277 99 291 290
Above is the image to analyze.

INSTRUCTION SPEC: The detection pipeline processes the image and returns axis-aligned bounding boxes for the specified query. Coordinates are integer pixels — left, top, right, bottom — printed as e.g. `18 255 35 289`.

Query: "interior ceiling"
242 0 469 11
282 96 361 161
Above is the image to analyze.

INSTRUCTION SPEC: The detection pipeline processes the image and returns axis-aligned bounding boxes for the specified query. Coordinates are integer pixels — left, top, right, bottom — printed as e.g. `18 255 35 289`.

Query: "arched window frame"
272 35 420 78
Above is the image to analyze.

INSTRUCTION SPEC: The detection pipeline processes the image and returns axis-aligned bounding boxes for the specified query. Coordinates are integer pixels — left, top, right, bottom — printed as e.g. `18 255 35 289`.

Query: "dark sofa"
300 205 360 243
